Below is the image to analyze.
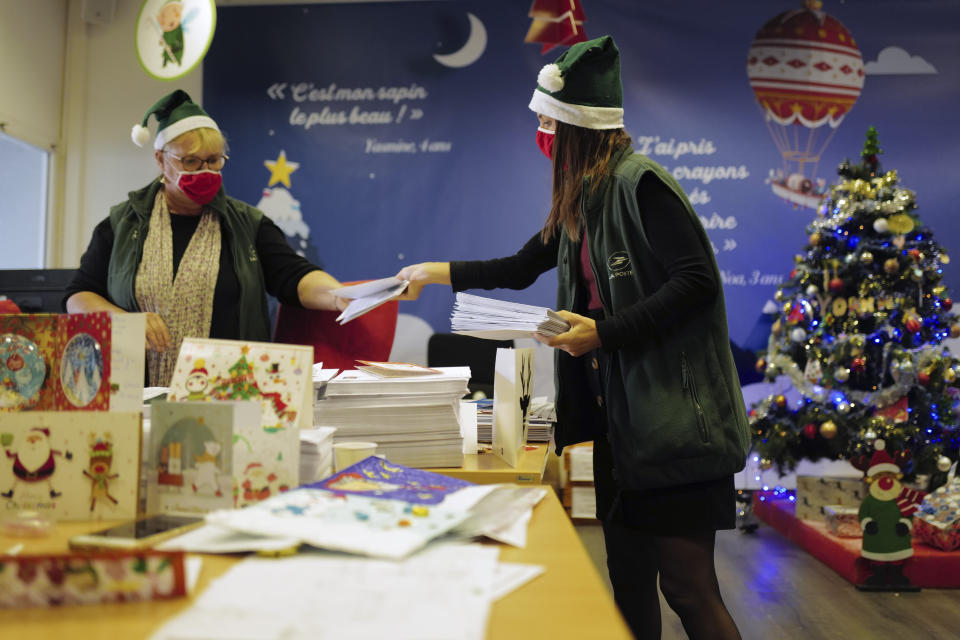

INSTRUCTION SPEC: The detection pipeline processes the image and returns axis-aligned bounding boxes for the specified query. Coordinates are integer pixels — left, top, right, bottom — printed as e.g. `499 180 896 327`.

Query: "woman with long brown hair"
398 36 747 640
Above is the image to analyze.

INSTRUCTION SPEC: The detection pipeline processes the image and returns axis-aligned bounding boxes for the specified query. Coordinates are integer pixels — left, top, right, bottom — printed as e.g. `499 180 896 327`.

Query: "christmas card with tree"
166 338 312 505
147 400 263 514
0 312 145 413
492 347 535 468
0 411 141 520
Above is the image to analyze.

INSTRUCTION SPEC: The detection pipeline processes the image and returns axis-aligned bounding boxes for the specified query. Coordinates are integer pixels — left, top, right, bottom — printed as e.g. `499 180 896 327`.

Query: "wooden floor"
575 522 960 640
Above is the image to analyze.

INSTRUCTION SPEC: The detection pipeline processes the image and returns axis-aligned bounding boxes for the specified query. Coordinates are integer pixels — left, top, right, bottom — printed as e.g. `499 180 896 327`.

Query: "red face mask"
536 127 555 160
175 169 223 205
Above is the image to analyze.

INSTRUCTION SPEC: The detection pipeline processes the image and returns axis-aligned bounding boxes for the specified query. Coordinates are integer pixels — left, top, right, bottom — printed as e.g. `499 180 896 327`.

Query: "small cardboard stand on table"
492 347 534 468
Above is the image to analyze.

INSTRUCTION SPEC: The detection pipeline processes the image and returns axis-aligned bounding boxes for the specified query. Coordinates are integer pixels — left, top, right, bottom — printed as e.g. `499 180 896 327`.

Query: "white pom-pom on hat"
874 438 886 451
538 64 564 92
131 124 151 147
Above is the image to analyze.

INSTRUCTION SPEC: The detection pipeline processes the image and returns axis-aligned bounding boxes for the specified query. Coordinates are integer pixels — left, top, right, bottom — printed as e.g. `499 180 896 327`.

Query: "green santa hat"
528 35 624 130
130 89 220 150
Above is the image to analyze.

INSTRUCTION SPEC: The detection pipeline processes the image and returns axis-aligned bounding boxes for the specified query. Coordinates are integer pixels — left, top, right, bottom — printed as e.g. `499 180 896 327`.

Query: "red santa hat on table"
30 427 50 438
866 439 901 478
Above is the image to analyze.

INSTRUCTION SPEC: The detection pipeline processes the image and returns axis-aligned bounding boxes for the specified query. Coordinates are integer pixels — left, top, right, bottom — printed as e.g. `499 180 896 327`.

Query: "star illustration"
264 150 300 188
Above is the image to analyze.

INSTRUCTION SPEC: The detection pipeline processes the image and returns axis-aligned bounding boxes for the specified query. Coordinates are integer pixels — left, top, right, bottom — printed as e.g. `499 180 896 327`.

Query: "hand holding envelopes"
451 292 570 340
331 277 408 325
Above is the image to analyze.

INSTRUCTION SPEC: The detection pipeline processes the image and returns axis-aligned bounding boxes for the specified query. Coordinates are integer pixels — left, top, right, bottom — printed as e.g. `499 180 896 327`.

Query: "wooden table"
0 489 629 639
425 444 551 485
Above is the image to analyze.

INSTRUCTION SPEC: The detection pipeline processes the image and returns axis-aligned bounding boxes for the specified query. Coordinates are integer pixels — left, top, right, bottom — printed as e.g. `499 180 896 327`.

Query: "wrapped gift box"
795 475 865 521
823 504 862 538
913 518 960 551
913 479 960 551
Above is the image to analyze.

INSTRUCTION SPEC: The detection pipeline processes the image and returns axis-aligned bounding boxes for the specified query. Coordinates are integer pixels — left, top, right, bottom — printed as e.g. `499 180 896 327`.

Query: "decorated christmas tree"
751 129 960 492
209 347 261 401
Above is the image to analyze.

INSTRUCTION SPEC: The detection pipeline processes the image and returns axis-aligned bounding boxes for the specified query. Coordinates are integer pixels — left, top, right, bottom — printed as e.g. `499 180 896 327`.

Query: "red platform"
752 493 960 588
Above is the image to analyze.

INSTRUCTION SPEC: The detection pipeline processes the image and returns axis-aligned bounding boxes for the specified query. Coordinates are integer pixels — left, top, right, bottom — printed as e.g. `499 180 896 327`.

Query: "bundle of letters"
313 367 471 467
474 397 554 444
299 427 337 485
450 292 570 340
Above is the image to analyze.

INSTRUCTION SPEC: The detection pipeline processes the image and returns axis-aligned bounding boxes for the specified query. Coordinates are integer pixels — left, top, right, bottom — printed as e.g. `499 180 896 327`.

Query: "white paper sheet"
151 544 499 640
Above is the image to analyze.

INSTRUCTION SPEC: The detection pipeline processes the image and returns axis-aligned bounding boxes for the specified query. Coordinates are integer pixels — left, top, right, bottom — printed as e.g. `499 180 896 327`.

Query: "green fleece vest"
106 178 271 343
553 149 750 490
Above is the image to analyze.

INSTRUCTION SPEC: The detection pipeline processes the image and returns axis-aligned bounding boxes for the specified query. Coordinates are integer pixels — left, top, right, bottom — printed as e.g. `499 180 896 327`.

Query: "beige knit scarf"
135 191 221 386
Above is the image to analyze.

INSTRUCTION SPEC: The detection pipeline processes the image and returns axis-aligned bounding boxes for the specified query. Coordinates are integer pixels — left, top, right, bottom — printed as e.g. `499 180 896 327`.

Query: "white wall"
0 0 66 151
54 0 203 268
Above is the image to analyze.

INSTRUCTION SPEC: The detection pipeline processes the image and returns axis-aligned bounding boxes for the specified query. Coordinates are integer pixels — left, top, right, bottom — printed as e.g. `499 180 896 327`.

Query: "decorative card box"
0 313 145 412
166 338 313 505
0 550 186 608
147 400 287 513
0 412 141 520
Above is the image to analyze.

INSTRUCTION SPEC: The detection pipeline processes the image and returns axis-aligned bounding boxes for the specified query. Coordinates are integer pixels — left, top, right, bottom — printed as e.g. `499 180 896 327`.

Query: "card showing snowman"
0 412 141 520
165 339 312 510
148 400 275 514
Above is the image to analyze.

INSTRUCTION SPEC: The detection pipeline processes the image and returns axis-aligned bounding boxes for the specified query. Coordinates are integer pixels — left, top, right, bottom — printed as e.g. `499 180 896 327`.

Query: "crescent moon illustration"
434 13 487 68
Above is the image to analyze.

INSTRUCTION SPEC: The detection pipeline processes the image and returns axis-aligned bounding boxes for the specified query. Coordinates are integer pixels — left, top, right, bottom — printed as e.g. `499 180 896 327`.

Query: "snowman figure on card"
492 347 534 468
165 338 311 510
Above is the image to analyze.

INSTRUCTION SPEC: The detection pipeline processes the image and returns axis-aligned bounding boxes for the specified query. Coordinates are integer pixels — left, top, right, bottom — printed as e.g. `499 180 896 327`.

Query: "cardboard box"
795 475 865 521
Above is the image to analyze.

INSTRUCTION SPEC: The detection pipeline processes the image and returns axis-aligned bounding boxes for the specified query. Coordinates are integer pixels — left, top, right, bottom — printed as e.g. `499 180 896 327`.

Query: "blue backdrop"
203 0 960 349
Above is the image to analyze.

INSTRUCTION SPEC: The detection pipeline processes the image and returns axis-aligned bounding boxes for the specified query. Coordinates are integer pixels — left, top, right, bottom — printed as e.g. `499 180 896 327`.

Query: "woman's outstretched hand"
533 310 601 357
395 262 452 300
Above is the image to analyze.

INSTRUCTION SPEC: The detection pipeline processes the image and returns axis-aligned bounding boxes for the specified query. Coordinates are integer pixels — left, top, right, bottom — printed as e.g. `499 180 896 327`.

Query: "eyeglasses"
163 151 229 172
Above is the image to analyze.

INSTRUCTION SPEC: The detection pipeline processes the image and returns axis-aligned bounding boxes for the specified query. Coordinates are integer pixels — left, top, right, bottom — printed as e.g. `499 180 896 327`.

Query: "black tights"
603 520 741 640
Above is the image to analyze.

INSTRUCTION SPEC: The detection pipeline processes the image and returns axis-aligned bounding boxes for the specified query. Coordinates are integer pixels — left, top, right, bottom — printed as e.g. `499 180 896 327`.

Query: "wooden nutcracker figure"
857 439 920 591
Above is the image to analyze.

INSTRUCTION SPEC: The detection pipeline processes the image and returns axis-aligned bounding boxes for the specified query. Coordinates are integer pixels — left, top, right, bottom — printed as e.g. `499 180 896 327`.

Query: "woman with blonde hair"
66 90 344 386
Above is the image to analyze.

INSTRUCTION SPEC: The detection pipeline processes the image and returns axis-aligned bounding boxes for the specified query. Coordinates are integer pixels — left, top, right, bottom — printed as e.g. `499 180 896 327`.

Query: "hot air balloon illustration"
747 0 864 208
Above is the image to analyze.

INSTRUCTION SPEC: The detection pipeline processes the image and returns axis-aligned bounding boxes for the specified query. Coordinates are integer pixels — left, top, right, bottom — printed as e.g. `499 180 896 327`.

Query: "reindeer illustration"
518 352 534 441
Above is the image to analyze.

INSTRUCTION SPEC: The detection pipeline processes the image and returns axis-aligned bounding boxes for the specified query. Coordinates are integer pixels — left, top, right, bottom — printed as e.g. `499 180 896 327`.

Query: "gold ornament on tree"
820 421 838 439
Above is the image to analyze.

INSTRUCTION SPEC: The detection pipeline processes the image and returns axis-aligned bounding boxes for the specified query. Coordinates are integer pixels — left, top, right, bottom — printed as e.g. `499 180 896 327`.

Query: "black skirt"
592 432 736 535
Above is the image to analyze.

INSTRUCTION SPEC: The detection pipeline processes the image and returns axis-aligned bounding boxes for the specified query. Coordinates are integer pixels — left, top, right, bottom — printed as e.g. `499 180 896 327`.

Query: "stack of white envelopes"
451 292 570 340
313 366 471 467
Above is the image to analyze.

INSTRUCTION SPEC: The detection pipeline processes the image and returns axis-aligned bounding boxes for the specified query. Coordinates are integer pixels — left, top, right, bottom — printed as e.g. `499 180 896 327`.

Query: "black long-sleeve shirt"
64 214 319 339
450 173 718 350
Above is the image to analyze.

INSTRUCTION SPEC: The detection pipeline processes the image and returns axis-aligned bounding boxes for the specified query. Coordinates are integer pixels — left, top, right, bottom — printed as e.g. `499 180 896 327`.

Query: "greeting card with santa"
0 412 140 520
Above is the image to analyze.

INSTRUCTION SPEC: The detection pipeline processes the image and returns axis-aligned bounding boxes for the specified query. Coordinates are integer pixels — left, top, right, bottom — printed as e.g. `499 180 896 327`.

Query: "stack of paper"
314 367 471 467
473 397 554 444
451 292 570 340
299 427 337 485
